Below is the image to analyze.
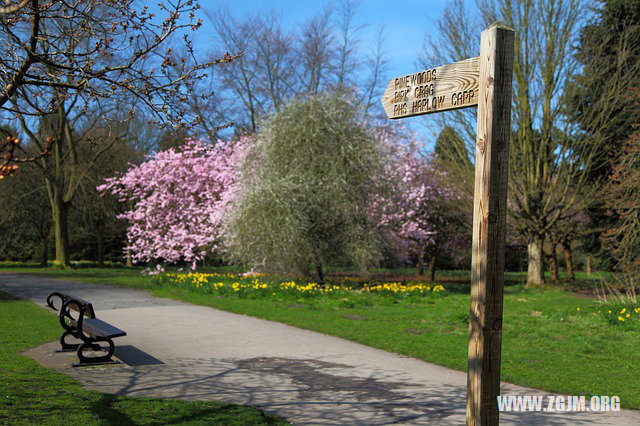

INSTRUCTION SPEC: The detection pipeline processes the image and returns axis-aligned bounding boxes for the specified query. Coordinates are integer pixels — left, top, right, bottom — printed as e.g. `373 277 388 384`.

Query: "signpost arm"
466 22 514 426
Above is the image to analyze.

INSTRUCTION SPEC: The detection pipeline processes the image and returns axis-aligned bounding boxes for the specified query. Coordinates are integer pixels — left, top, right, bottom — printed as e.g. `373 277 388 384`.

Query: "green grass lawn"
1 264 639 410
0 291 287 425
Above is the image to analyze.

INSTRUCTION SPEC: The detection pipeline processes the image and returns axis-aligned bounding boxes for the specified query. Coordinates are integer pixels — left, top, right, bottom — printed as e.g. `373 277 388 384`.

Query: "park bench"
46 292 126 366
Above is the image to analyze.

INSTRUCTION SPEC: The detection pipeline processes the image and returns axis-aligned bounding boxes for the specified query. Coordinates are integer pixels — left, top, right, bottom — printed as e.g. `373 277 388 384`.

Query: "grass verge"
0 291 287 425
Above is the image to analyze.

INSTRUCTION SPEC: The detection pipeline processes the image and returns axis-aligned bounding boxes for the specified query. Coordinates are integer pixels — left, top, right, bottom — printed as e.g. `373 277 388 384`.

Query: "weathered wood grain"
380 57 479 119
466 22 514 426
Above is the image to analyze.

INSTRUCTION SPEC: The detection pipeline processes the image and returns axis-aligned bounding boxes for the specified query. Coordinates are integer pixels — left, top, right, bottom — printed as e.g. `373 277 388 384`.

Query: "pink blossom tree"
98 136 250 269
373 127 469 279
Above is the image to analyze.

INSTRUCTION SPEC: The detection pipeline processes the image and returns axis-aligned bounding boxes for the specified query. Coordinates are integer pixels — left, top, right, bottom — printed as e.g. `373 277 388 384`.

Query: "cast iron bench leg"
74 337 117 367
57 330 81 352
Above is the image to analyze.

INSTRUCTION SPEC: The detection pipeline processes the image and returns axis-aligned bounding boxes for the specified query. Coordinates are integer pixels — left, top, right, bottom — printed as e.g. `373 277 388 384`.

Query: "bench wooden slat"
82 318 127 339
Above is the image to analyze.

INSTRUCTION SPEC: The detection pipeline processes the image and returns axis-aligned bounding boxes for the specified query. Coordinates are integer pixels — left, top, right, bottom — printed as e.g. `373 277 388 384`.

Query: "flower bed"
153 272 446 302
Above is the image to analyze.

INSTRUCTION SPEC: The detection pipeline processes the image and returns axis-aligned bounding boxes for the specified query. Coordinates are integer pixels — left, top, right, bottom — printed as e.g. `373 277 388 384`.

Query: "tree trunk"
417 246 427 276
97 220 105 268
547 242 558 283
586 255 591 275
51 191 71 268
40 231 49 267
526 235 545 287
428 253 437 282
315 260 325 287
562 239 574 281
126 248 133 267
38 206 50 267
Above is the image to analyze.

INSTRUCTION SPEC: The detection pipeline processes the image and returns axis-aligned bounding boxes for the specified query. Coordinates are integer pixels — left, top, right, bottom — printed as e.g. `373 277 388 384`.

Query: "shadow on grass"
91 394 136 424
433 271 602 296
0 262 48 269
90 393 285 425
420 272 528 295
0 261 141 271
0 291 20 302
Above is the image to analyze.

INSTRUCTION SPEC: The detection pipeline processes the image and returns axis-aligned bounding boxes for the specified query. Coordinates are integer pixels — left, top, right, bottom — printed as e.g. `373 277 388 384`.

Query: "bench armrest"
46 292 67 311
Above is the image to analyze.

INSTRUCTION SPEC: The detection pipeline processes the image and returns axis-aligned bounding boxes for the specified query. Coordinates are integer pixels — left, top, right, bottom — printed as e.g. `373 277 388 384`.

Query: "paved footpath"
1 273 637 425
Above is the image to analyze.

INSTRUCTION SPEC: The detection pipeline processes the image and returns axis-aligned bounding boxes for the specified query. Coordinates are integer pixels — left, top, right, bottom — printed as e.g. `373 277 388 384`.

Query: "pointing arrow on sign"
380 56 480 119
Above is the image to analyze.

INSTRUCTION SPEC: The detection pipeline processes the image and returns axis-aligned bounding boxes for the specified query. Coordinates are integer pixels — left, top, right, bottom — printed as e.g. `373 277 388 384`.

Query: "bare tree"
419 0 479 145
422 0 612 287
358 27 389 120
334 0 359 90
16 103 128 267
1 0 238 266
208 8 293 132
297 6 334 95
0 0 239 178
208 1 388 131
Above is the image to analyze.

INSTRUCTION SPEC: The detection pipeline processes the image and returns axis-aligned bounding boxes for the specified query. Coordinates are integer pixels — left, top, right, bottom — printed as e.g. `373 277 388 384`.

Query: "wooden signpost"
381 22 514 426
380 57 480 119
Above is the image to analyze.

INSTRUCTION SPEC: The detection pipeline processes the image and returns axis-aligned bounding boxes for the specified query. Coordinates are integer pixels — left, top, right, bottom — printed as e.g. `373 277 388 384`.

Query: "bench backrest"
46 292 96 319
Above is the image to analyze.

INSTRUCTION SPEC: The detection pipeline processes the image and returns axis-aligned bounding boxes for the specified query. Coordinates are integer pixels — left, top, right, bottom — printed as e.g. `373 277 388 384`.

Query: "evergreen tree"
434 126 471 170
601 89 640 271
568 0 640 178
566 0 640 269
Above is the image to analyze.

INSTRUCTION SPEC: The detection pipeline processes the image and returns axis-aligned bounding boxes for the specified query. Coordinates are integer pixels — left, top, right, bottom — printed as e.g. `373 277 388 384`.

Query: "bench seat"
81 318 127 339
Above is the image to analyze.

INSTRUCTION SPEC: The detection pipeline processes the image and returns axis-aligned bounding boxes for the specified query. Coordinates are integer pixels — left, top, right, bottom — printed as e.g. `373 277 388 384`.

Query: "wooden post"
466 22 514 426
380 20 514 426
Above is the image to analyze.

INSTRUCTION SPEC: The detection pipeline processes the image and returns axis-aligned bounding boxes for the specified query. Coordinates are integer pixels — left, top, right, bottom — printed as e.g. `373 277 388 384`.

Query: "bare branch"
0 0 29 15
